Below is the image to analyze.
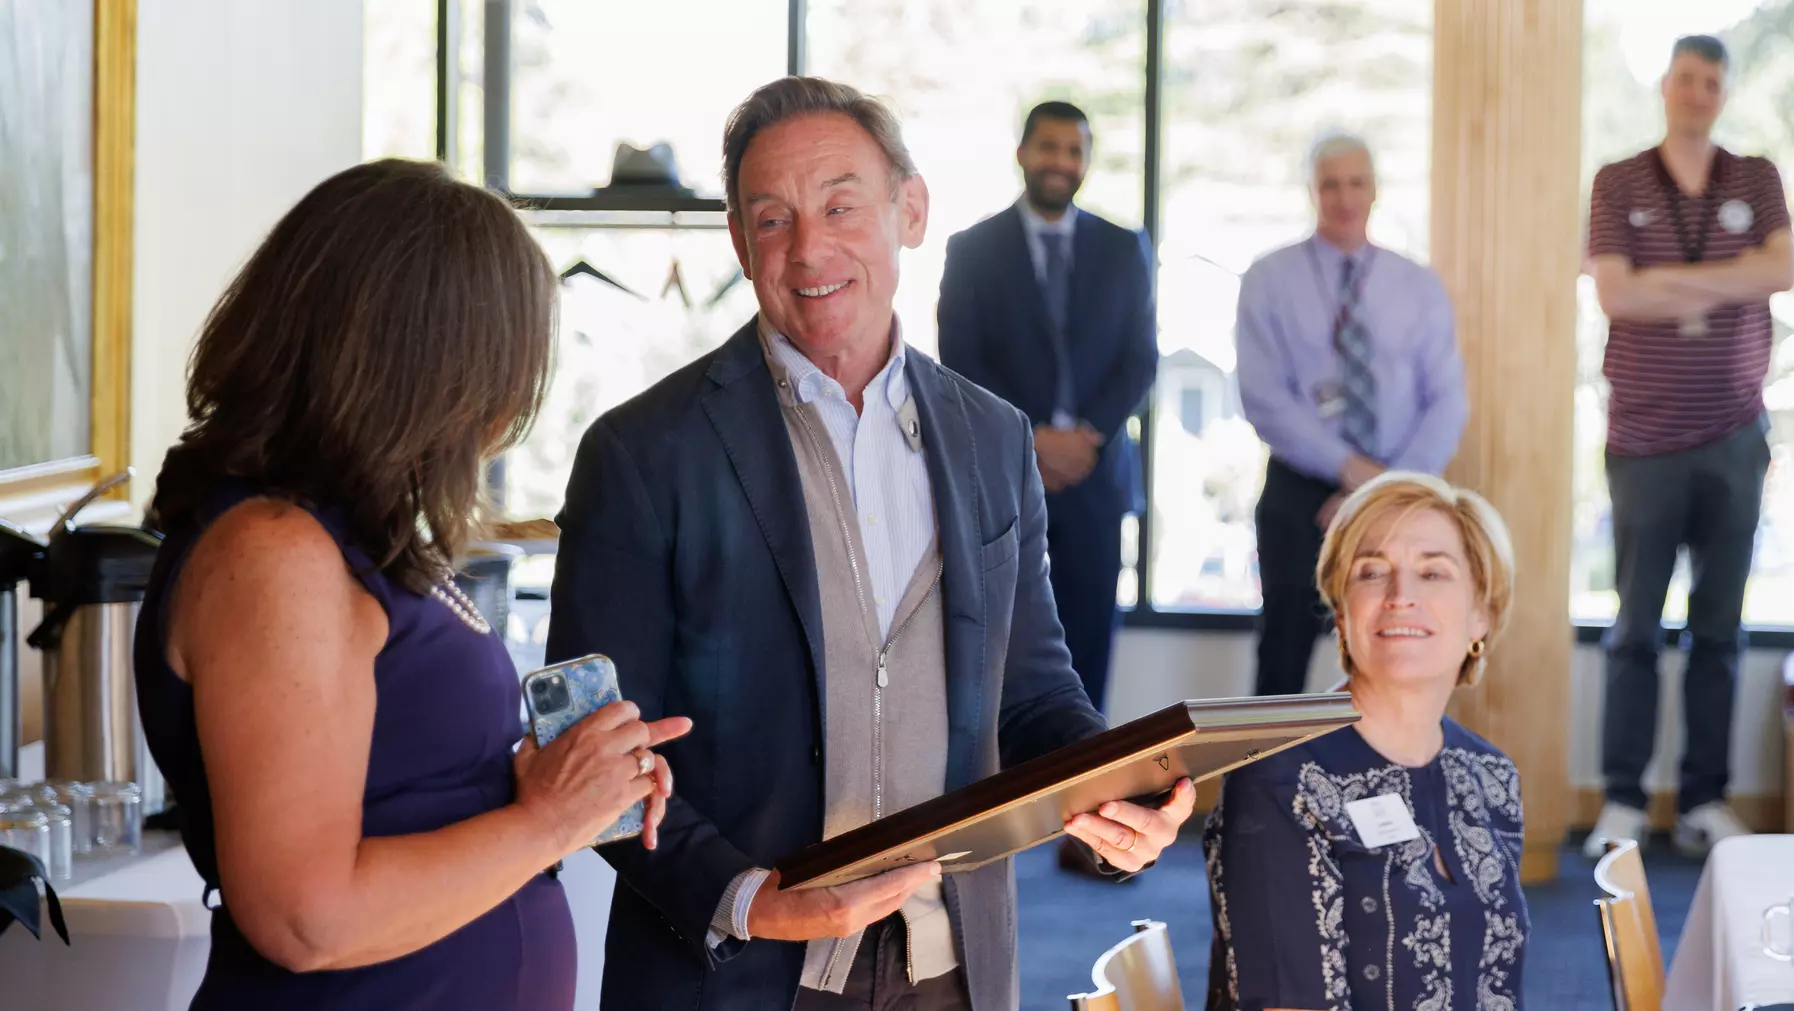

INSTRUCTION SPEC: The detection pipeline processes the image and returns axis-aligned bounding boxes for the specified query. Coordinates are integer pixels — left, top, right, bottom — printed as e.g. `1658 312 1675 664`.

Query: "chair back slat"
1068 920 1185 1011
1593 839 1663 1011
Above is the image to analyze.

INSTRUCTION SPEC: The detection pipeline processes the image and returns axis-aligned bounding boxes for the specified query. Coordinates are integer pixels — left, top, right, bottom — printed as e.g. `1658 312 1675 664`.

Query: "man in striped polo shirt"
1583 35 1791 860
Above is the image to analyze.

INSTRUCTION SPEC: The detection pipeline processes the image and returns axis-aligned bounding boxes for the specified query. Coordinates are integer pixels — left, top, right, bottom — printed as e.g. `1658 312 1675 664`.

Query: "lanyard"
1650 147 1724 263
1304 237 1377 349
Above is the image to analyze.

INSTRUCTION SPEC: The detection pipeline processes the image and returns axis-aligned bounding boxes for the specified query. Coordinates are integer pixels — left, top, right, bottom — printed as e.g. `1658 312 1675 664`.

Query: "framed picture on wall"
0 0 134 529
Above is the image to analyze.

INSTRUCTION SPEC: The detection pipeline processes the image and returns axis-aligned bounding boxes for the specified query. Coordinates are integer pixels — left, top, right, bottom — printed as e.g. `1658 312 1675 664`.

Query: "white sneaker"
1583 802 1651 860
1673 801 1752 858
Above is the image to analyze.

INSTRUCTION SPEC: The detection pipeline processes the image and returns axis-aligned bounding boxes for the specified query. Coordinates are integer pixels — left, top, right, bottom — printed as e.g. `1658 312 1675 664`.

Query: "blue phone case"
522 653 645 846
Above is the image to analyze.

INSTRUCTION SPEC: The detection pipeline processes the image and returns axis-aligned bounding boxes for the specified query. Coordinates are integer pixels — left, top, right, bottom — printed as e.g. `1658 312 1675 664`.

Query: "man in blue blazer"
546 78 1194 1011
936 101 1158 720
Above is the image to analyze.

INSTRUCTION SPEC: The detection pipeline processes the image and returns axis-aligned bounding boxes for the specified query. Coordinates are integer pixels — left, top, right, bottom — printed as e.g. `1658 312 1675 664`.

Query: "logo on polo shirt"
1629 209 1654 228
1720 199 1754 234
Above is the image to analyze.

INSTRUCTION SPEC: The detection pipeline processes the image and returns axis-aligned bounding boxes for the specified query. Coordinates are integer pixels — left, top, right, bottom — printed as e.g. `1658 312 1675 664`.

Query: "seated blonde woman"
1203 472 1529 1011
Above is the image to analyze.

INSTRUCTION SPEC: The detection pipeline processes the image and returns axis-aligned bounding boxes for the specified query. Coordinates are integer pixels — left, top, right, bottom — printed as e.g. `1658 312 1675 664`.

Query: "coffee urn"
26 473 166 813
0 520 47 781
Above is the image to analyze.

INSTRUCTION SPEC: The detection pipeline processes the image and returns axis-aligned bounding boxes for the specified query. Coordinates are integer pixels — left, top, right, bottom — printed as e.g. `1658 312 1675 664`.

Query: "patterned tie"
1040 232 1075 425
1336 255 1378 457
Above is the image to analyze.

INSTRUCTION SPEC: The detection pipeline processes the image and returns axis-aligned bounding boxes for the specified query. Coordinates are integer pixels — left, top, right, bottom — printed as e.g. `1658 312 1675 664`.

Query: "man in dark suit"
936 101 1158 719
547 77 1193 1011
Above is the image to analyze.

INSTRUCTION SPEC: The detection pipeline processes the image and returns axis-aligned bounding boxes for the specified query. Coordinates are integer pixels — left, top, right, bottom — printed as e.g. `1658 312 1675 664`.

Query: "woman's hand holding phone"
513 701 692 855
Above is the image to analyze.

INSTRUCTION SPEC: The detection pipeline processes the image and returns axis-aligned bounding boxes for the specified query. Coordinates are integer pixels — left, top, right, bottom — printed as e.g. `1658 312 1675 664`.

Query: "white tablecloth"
0 728 614 1006
0 831 624 1009
0 833 212 1011
1665 834 1794 1010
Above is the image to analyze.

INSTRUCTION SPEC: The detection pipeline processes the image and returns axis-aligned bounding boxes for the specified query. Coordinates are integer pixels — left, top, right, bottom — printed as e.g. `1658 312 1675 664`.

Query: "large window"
368 0 1790 634
364 0 485 178
1576 0 1794 628
507 1 785 196
805 0 1146 358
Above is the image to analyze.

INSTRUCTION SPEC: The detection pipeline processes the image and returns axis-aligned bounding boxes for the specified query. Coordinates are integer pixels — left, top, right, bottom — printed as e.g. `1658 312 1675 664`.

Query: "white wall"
130 0 366 511
1110 628 1793 804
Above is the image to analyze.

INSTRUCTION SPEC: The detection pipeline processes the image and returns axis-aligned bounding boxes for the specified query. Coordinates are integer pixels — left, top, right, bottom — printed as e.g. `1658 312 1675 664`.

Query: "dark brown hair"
147 158 555 593
722 76 917 215
1021 100 1089 145
1672 34 1728 71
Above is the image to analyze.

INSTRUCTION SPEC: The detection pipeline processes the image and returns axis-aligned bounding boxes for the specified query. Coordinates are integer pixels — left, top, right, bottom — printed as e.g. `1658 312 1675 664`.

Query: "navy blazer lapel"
1000 205 1052 338
906 354 985 789
700 320 825 694
1067 211 1103 350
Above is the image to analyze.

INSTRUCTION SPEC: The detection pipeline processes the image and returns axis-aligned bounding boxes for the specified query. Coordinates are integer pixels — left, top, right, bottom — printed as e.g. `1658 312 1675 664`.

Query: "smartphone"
521 653 645 846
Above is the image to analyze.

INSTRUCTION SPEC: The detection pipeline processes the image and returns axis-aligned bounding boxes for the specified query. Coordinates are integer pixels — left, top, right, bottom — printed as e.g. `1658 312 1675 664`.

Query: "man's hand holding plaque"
772 698 1360 894
747 862 943 941
1063 777 1198 872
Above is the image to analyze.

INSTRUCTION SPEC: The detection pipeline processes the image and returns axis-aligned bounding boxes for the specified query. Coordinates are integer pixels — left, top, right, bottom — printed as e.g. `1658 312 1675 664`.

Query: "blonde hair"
1315 472 1515 687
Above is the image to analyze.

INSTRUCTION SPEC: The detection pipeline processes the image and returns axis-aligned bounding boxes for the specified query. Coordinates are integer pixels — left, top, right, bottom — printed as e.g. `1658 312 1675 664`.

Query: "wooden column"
92 0 136 492
1431 0 1582 883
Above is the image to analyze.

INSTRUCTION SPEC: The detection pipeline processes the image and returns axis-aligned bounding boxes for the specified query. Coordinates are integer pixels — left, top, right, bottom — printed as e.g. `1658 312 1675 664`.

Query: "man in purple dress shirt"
1234 133 1468 697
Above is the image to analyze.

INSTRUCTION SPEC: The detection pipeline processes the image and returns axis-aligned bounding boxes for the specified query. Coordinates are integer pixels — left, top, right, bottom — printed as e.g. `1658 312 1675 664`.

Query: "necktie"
1336 256 1378 457
1040 231 1075 426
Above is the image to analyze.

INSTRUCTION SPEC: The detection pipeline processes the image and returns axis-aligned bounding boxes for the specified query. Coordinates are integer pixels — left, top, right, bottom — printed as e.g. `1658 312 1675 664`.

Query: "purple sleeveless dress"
134 483 576 1009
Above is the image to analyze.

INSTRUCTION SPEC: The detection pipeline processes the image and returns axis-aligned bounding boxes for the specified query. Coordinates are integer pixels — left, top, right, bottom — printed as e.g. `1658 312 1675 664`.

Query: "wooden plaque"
775 693 1360 890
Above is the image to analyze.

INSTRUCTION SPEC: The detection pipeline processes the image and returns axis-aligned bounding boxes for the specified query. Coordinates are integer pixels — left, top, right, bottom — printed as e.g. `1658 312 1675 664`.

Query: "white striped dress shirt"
764 321 937 638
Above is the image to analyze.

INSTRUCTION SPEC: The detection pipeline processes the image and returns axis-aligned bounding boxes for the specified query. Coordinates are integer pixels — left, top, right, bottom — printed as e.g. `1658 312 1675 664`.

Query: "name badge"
1720 198 1754 234
1345 793 1423 849
1314 379 1347 419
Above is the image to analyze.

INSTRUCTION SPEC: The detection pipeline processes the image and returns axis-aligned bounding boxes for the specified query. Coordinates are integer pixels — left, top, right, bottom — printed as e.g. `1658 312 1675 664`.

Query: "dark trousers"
1046 491 1124 713
791 916 973 1011
1253 459 1338 697
1602 416 1770 814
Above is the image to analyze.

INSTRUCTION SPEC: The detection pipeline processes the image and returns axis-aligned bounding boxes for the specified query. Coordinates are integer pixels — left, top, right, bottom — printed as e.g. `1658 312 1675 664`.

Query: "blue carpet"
1015 832 1704 1010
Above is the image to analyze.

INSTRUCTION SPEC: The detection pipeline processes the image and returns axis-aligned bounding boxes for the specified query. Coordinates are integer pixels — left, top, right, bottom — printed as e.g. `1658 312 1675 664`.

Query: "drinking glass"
90 782 143 856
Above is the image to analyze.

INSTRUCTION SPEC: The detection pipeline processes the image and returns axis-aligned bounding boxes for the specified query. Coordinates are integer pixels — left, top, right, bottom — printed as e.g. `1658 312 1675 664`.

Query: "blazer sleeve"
995 411 1109 768
1205 768 1350 1011
546 417 758 965
1076 227 1159 443
936 230 1009 399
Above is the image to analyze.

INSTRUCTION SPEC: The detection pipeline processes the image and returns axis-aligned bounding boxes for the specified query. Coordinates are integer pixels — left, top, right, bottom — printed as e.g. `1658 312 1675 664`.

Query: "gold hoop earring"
1468 639 1485 658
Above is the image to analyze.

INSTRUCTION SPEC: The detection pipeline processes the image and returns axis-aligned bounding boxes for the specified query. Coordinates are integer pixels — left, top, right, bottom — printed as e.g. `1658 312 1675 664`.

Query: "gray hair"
722 77 918 216
1305 131 1375 187
1671 34 1728 72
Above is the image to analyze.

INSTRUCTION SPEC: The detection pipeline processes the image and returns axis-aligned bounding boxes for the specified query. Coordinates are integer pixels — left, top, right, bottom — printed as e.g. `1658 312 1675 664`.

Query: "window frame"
436 0 1794 646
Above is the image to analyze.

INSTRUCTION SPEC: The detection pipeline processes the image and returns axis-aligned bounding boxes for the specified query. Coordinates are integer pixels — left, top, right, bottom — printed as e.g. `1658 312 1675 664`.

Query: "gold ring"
1121 830 1138 853
636 750 655 776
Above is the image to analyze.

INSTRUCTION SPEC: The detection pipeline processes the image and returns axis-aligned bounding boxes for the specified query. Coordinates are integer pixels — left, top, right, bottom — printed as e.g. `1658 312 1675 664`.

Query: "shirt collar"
1018 197 1079 238
757 316 910 412
1309 232 1376 271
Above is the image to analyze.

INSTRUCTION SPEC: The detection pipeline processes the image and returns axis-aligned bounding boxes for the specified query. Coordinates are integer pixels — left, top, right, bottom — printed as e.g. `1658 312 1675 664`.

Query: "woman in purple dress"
134 159 690 1010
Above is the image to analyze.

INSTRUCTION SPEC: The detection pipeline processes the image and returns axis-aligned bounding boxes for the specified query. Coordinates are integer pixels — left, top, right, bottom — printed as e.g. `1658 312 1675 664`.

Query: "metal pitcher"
26 472 165 812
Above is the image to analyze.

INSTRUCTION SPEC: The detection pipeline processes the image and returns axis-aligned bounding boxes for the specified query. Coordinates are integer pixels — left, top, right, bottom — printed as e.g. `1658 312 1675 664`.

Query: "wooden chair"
1067 919 1185 1011
1594 838 1664 1011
